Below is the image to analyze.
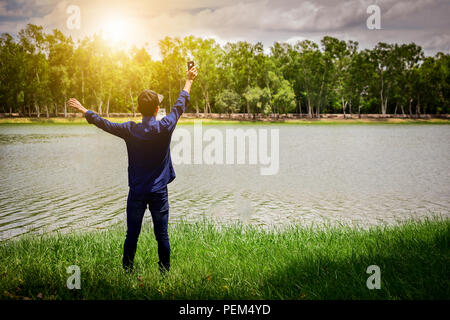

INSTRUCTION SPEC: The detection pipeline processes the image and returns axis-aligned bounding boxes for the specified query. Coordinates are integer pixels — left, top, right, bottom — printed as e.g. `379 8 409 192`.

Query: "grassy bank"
0 117 449 125
0 218 448 300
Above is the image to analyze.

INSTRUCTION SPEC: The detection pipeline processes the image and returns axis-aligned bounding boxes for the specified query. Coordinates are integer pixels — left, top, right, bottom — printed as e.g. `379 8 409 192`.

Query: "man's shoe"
124 266 133 274
158 261 170 275
123 260 134 274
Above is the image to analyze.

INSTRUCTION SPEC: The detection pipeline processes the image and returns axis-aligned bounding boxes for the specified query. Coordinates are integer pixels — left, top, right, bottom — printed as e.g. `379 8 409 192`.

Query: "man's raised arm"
160 66 198 132
67 98 130 139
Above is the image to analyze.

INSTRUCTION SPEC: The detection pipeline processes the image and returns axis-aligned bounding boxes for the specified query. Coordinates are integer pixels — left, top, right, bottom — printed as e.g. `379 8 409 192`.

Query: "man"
68 66 198 274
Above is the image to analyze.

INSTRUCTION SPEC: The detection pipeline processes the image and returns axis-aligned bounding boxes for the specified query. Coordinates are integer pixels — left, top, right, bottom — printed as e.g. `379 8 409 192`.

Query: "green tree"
18 24 50 117
0 33 25 114
47 29 73 117
182 36 221 113
215 89 242 115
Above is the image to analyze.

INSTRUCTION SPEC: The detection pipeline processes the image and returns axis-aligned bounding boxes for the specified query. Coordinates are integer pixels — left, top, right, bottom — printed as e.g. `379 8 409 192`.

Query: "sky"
0 0 449 59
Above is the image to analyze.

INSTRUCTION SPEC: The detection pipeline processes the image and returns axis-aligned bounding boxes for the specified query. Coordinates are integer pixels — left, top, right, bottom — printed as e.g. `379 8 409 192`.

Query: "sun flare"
101 18 130 43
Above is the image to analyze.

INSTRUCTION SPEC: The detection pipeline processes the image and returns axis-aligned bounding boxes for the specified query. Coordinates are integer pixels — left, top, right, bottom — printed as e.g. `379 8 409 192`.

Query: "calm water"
0 124 449 240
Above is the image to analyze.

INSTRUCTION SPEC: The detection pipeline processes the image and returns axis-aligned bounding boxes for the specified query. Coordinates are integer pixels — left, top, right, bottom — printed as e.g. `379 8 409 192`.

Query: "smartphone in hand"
187 61 195 70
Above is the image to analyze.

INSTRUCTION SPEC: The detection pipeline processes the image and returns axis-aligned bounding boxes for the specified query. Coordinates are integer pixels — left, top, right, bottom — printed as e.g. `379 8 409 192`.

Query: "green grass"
0 218 448 300
0 117 449 125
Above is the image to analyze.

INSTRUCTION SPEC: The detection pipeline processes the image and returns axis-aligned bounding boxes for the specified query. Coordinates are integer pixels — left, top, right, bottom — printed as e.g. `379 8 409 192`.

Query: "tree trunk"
342 97 346 119
416 95 420 117
45 105 49 118
202 86 211 114
98 100 103 116
381 97 388 116
129 88 136 117
379 73 384 115
307 97 312 118
106 96 110 117
81 70 85 104
35 71 41 118
168 74 171 108
247 73 250 116
317 64 327 119
64 99 67 118
298 98 302 117
205 90 211 114
246 97 250 115
316 98 322 119
408 98 413 117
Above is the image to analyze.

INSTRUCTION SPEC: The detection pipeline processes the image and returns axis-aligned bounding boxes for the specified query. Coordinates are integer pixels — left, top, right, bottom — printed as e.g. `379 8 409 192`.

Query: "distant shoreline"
0 116 449 125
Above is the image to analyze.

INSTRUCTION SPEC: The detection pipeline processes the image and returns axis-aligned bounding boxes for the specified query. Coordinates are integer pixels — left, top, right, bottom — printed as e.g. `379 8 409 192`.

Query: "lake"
0 123 449 240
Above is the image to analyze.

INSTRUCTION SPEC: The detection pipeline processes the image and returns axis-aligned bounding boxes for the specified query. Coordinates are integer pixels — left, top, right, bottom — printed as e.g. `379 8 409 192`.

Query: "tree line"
0 24 449 118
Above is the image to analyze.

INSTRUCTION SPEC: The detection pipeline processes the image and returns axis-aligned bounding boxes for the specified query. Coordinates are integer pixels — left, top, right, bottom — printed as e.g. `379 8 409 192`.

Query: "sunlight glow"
101 18 130 44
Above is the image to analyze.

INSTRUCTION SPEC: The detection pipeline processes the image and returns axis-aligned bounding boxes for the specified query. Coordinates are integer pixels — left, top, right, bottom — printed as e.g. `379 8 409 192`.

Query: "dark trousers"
122 186 170 272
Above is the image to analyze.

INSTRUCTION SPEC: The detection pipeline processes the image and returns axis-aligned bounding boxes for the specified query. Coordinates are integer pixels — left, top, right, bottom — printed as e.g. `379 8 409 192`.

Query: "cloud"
0 0 449 56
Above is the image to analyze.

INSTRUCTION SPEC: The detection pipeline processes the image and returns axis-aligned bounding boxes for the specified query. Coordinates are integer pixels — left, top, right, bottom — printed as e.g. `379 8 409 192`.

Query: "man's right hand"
183 67 198 94
186 66 198 81
68 98 88 114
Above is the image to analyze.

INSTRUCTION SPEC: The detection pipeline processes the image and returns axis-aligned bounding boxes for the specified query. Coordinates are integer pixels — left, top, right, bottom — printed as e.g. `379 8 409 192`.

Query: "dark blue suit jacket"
85 90 190 193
